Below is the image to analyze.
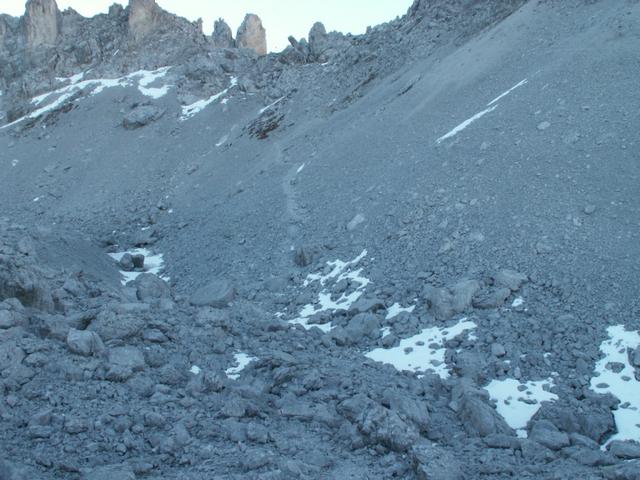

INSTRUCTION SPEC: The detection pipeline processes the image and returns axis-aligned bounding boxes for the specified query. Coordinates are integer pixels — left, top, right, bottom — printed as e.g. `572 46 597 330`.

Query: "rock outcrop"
212 18 234 48
236 14 266 55
24 0 60 49
0 16 7 52
308 22 328 61
128 0 161 42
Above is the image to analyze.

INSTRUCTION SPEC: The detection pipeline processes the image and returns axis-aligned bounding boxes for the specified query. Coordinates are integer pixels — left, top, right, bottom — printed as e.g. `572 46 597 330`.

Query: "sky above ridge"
1 0 415 52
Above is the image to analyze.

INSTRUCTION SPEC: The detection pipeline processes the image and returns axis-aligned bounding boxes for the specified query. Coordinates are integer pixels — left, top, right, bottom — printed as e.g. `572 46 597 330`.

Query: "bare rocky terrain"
1 0 640 479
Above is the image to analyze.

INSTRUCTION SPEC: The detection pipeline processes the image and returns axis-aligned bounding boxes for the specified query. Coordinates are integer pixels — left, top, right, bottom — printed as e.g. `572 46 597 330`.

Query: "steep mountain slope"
1 0 640 479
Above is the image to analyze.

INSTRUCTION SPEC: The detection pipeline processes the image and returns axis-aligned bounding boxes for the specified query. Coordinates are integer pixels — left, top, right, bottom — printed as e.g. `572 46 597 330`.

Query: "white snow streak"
487 79 528 106
365 318 476 379
259 96 286 114
590 325 640 445
436 78 528 144
436 105 498 144
485 378 558 437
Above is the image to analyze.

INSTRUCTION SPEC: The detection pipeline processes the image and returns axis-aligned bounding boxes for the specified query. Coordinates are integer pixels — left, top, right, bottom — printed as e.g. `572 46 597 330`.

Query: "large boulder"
0 253 54 312
190 279 235 308
66 328 104 356
213 18 234 48
450 381 513 437
122 105 165 129
236 14 266 55
24 0 60 49
338 394 420 452
132 273 169 301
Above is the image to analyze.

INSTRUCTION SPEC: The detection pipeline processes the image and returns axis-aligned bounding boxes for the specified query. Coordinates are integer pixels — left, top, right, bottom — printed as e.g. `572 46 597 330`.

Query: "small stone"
108 346 146 372
493 270 528 291
537 121 551 131
347 213 365 231
0 310 18 329
632 346 640 368
131 254 145 269
119 253 134 271
293 247 312 267
491 343 506 357
584 204 597 215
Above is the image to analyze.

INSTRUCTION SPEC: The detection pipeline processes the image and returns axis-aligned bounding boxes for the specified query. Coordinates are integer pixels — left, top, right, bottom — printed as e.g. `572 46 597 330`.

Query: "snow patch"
365 318 476 378
190 365 201 375
386 303 415 320
296 163 306 174
107 248 168 285
134 67 172 99
590 325 640 445
485 378 558 437
180 77 237 121
225 353 257 380
2 67 172 130
511 297 524 308
289 250 369 332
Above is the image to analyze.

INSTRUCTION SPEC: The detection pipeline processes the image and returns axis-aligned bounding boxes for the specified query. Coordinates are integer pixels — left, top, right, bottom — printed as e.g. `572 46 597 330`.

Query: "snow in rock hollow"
180 77 238 120
288 250 369 332
485 378 558 438
225 353 257 380
590 325 640 445
365 318 476 379
108 248 168 285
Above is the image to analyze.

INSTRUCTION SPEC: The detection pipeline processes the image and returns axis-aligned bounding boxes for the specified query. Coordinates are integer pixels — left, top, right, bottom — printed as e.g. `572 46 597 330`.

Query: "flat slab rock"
189 279 235 308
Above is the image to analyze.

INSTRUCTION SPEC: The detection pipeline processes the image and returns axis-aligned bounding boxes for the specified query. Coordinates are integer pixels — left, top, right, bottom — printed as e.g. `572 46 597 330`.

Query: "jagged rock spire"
24 0 60 48
128 0 160 42
236 14 266 56
213 18 234 48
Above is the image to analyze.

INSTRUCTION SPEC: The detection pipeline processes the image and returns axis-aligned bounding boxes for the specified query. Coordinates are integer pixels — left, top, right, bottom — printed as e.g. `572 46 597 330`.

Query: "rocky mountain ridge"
1 0 639 479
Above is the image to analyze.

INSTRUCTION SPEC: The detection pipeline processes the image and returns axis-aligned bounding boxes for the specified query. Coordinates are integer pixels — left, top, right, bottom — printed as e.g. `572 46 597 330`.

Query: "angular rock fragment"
66 328 104 356
190 279 235 308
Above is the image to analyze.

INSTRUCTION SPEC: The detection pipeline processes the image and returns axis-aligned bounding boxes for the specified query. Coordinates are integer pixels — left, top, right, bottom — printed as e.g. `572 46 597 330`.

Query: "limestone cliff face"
236 14 266 56
128 0 160 42
213 18 234 48
24 0 60 49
